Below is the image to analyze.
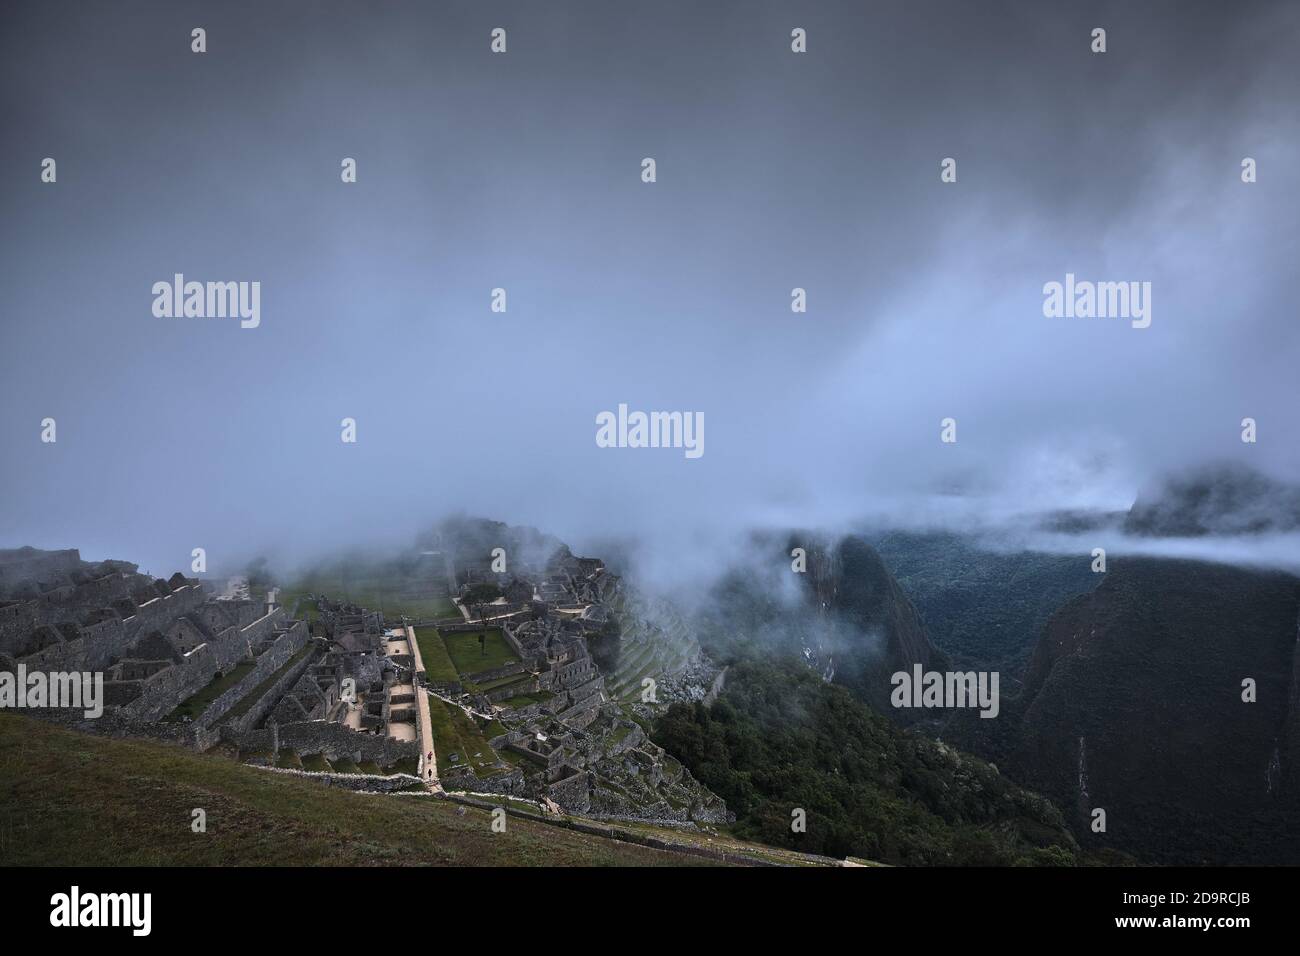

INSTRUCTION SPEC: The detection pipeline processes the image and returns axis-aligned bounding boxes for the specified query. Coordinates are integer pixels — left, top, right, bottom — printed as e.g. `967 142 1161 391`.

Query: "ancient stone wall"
274 720 418 766
249 765 422 792
39 575 135 617
220 724 275 755
609 723 646 755
557 691 603 729
113 645 221 722
220 641 319 736
117 618 310 724
465 660 527 684
238 606 289 647
19 616 126 672
439 766 528 796
502 699 545 720
188 623 313 729
484 675 540 703
0 601 39 655
124 585 206 644
546 769 592 811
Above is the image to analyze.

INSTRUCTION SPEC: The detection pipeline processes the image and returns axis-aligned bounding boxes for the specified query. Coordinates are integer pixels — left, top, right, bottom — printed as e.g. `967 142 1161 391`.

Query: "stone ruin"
0 548 419 781
423 528 732 827
0 533 731 824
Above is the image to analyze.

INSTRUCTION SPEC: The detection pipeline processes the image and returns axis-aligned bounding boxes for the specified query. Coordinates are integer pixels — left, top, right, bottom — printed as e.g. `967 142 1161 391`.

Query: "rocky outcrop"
814 536 946 718
1124 461 1300 537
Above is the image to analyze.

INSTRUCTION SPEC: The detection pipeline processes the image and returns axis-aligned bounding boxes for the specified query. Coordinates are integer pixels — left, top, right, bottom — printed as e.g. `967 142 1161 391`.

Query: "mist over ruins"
3 5 1300 935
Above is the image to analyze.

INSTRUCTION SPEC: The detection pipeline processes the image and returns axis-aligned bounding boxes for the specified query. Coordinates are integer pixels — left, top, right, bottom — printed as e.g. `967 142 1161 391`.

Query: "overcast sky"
1 0 1297 576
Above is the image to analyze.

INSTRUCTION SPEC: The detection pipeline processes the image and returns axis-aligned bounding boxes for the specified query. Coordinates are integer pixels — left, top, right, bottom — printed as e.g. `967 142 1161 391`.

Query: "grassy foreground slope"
0 714 701 867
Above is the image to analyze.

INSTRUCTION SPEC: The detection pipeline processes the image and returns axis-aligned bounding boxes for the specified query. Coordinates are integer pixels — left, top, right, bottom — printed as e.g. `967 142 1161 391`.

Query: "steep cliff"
815 536 946 717
699 533 944 722
1006 557 1300 863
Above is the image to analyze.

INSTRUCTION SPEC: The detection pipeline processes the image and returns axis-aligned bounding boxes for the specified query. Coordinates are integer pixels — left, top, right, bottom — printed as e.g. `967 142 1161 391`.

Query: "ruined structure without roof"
0 525 730 828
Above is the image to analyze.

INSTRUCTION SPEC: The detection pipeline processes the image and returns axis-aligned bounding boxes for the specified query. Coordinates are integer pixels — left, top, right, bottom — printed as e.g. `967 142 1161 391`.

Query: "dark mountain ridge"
700 532 945 720
1125 461 1300 538
948 556 1300 864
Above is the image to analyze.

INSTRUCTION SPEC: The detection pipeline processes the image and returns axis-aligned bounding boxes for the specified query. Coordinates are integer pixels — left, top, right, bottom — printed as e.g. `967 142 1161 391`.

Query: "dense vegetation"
654 657 1082 866
869 530 1099 680
997 557 1300 866
461 582 504 605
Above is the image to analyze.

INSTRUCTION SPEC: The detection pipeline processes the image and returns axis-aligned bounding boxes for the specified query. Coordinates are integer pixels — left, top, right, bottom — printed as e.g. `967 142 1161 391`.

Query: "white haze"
0 0 1297 585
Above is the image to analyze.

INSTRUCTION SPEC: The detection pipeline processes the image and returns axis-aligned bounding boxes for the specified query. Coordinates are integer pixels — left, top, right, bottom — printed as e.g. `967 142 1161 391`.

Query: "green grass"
413 627 459 683
276 590 319 622
163 660 258 722
448 706 500 776
275 750 301 769
497 747 528 768
492 796 544 814
300 753 331 772
425 700 462 768
421 598 462 620
284 573 459 621
621 705 653 736
441 629 517 677
426 700 502 777
0 713 704 866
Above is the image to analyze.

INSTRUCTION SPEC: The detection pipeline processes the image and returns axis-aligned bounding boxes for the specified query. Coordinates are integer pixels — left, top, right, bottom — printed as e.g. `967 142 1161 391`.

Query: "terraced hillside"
602 590 702 702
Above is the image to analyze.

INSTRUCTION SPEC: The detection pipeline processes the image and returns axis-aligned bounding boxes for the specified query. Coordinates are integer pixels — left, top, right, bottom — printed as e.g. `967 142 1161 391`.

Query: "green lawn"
283 573 459 620
441 628 517 677
413 627 460 683
0 713 702 866
425 697 461 767
163 660 258 722
497 747 529 768
448 706 501 776
343 595 458 619
278 591 319 622
427 700 502 777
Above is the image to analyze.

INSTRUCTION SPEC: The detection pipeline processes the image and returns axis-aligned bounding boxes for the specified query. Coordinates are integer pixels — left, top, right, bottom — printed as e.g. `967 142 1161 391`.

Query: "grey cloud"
1 0 1296 575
